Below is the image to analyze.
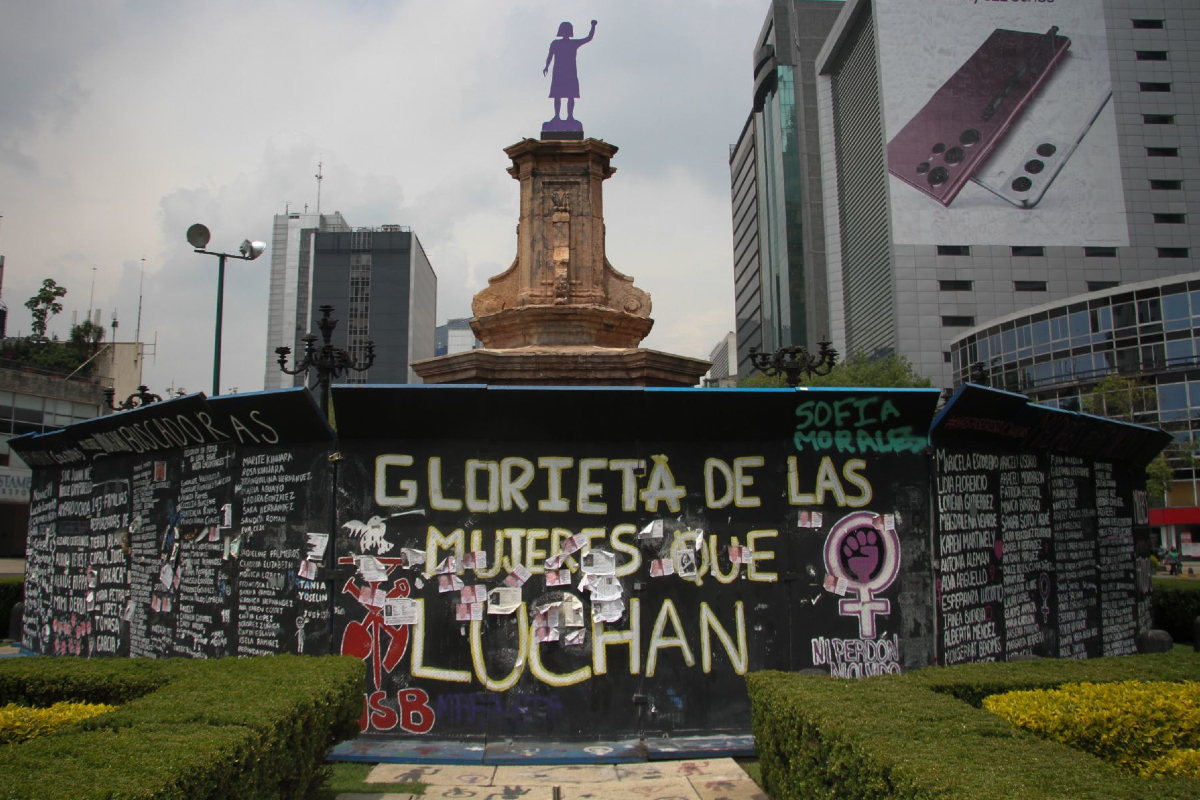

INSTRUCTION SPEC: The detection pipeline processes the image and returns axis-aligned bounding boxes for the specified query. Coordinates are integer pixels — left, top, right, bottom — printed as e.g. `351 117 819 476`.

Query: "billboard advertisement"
877 0 1129 246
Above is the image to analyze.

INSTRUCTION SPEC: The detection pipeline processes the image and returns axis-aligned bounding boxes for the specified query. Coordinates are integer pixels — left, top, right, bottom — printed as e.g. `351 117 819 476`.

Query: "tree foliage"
1145 452 1175 506
23 279 67 340
1080 373 1156 422
738 350 933 389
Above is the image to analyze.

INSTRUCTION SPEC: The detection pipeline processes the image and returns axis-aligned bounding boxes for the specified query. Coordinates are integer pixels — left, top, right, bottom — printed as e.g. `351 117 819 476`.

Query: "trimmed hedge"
0 655 363 800
1154 577 1200 644
748 652 1200 800
0 577 21 636
0 700 116 745
983 681 1200 775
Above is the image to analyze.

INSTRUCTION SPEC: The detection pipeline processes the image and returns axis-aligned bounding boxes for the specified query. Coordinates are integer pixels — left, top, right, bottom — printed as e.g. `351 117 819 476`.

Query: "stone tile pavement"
339 758 767 800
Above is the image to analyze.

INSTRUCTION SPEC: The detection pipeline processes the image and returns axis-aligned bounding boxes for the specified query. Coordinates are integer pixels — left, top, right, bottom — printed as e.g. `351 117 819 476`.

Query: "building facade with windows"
309 227 436 385
435 317 480 357
810 0 1200 387
0 368 105 556
949 271 1200 550
730 0 845 379
262 210 350 390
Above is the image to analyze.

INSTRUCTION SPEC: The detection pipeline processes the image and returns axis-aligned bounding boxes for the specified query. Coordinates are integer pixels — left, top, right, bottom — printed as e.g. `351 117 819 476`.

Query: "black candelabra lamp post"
103 385 163 412
276 305 376 419
747 341 839 387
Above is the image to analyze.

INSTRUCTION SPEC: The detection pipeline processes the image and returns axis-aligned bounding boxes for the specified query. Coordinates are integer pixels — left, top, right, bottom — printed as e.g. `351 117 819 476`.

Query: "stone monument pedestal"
412 346 711 387
412 135 710 388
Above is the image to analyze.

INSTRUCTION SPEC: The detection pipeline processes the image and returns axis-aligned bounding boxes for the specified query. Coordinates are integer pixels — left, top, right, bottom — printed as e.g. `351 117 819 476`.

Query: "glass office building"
949 272 1200 547
730 0 844 378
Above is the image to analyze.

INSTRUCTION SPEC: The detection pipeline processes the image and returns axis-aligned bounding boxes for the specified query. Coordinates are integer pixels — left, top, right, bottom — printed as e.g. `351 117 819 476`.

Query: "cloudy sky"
0 0 767 395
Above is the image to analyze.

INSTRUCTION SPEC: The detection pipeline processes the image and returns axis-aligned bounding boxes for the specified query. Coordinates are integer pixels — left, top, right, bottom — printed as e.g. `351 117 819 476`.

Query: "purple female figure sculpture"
543 19 596 133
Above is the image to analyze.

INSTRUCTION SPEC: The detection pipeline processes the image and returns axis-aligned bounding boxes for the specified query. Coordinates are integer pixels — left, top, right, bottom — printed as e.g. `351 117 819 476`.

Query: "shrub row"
748 652 1200 800
1154 577 1200 644
983 680 1200 776
0 577 21 636
0 700 116 745
0 655 364 800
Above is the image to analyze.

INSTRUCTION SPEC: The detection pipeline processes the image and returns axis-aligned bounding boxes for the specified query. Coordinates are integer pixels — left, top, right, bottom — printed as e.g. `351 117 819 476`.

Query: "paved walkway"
340 758 766 800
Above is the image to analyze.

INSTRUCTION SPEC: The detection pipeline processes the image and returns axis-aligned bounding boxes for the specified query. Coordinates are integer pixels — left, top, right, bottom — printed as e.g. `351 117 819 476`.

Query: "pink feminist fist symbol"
824 511 902 639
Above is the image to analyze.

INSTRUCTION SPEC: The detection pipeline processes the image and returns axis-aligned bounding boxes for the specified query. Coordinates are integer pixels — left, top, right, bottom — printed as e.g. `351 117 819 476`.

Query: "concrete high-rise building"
812 0 1200 387
434 318 479 357
730 0 845 379
263 211 350 390
309 226 436 385
704 331 738 387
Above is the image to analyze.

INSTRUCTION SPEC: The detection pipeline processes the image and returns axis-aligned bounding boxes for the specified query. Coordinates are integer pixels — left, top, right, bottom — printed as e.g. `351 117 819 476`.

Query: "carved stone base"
411 347 712 387
471 305 654 349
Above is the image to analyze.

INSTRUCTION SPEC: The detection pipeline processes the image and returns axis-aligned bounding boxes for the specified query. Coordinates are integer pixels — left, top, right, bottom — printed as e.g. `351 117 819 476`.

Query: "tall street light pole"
186 224 265 396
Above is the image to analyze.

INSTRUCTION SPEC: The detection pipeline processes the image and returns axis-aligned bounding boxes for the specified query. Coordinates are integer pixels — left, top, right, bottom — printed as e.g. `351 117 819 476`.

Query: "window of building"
1087 280 1119 292
1132 19 1165 29
1153 213 1186 224
1139 82 1172 92
1167 338 1194 363
1150 179 1183 190
941 316 975 327
1157 247 1189 258
936 245 971 256
1163 292 1191 330
1084 247 1118 258
1143 114 1175 125
1146 147 1180 157
346 253 372 384
939 280 973 291
1010 246 1045 257
1136 50 1169 61
943 351 952 363
1014 280 1048 292
1159 382 1189 421
1138 297 1163 325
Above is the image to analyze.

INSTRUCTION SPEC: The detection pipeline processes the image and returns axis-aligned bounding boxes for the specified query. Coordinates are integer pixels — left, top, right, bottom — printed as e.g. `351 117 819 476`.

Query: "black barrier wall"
930 385 1167 665
9 384 1168 741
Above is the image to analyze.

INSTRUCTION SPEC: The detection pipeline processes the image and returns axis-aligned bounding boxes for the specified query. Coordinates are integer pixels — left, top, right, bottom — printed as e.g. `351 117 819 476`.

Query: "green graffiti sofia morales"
793 397 928 454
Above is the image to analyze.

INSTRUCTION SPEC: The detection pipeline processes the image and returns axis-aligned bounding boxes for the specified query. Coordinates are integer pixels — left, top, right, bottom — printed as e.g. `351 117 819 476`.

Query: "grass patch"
317 762 425 797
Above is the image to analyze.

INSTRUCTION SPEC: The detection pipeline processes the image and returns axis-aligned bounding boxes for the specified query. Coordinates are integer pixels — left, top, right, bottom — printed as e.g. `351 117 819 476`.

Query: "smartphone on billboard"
970 45 1112 210
886 27 1071 207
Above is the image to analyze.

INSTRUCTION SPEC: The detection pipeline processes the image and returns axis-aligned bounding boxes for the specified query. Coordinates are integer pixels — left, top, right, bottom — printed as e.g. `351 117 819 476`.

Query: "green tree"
1144 451 1174 506
69 319 107 357
1079 373 1155 422
738 350 933 389
24 279 68 340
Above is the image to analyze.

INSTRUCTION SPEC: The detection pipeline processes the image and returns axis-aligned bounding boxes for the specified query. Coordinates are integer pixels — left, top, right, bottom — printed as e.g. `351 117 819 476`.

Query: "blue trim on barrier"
327 735 753 765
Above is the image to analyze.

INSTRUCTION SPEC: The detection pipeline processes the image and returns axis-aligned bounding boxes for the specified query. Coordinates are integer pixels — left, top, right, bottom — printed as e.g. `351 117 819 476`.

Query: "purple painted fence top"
543 20 597 137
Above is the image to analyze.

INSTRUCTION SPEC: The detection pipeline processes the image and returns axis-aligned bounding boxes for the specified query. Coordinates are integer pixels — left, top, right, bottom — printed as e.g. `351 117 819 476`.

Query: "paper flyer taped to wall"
505 564 532 587
545 568 572 587
400 547 426 568
438 574 465 593
592 598 624 623
581 550 615 576
638 519 664 539
305 532 329 560
461 585 486 604
383 597 419 626
650 558 674 577
358 555 388 582
487 587 522 614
